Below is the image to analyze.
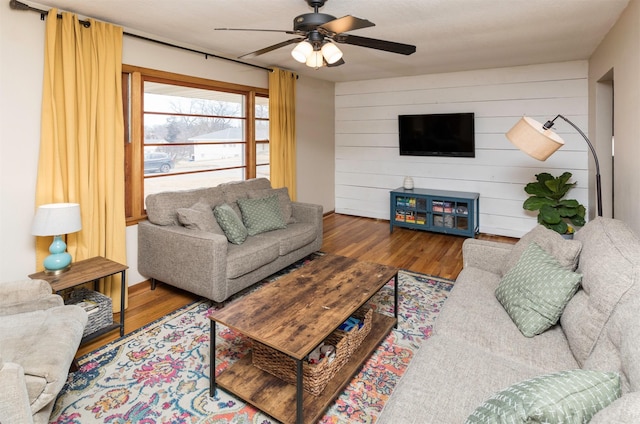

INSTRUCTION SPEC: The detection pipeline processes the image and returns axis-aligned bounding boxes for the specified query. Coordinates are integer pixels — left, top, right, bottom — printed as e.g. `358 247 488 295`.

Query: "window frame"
123 65 269 224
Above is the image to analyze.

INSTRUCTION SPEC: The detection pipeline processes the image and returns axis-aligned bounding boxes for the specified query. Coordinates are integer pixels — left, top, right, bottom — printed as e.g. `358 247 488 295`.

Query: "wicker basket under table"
252 307 373 396
66 288 113 338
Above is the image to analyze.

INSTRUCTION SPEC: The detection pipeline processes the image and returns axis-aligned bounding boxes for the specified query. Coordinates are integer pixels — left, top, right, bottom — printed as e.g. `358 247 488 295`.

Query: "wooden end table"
209 254 398 424
29 256 128 344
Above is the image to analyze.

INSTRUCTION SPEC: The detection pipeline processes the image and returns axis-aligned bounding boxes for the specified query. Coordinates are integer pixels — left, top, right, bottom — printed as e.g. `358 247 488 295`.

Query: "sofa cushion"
248 187 295 224
0 305 87 414
591 392 640 423
237 195 287 236
213 203 248 244
254 223 318 256
501 225 582 276
496 242 582 337
145 186 221 226
226 236 280 279
436 266 579 371
465 370 621 424
176 198 224 235
561 218 640 366
221 178 272 216
378 335 551 423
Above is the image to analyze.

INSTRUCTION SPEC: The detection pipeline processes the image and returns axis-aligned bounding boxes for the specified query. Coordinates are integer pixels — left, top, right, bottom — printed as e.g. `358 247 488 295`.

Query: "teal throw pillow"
465 370 621 424
237 195 287 236
495 241 582 337
213 203 248 244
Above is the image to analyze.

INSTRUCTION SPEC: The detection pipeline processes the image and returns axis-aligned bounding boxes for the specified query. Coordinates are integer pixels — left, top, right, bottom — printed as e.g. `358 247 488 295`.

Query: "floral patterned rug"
50 255 453 424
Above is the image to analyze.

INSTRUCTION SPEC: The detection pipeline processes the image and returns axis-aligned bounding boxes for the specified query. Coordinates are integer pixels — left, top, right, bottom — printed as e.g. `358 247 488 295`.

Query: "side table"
29 256 128 344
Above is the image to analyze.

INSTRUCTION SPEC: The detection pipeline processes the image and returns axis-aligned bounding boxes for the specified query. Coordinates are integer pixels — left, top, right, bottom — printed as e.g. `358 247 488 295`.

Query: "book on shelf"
396 197 417 208
405 211 416 223
395 211 406 221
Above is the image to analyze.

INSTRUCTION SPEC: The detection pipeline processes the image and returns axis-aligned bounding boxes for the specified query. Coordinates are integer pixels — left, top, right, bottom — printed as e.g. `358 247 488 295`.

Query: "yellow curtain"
35 10 127 311
268 68 297 200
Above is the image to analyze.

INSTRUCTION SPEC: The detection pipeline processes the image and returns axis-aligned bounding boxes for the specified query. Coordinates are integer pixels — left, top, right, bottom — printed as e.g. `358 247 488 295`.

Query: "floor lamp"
506 115 602 217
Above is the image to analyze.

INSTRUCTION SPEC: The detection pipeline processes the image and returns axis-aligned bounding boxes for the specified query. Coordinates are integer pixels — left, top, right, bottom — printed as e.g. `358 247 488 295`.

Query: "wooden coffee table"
208 254 398 424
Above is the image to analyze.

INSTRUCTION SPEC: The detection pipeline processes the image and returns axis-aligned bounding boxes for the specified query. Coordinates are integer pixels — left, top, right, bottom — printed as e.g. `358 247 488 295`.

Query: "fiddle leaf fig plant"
523 172 586 235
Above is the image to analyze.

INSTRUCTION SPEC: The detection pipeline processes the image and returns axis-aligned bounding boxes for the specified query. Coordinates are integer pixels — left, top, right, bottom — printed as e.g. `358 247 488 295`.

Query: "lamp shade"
506 116 565 161
291 41 313 63
321 42 343 64
305 50 324 68
31 203 82 236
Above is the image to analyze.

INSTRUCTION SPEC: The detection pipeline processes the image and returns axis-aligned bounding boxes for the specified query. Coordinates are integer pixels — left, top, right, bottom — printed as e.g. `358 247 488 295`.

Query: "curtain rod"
9 0 273 73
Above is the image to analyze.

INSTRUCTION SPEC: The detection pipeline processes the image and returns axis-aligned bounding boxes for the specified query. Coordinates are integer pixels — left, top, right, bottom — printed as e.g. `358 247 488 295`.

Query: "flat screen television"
398 113 475 157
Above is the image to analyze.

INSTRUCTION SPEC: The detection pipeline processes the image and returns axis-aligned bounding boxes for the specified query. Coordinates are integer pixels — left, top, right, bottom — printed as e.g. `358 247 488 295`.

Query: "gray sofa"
138 178 323 303
0 279 87 424
379 217 640 423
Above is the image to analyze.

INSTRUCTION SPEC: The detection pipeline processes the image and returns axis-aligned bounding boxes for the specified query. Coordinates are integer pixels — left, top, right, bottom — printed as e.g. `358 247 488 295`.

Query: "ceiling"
24 0 630 83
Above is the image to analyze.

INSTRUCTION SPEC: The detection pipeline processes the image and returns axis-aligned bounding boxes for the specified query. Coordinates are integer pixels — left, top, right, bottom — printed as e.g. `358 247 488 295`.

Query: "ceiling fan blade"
333 33 416 55
318 15 374 36
215 28 301 35
238 38 303 59
326 57 345 67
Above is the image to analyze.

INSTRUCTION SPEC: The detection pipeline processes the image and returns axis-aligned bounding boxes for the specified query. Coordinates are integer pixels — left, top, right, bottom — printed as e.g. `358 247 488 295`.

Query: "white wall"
334 61 590 238
589 0 640 235
296 76 335 210
0 6 335 284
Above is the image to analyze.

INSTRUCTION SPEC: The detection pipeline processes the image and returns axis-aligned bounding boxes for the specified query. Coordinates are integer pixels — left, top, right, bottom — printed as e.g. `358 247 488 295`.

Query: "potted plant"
523 172 586 236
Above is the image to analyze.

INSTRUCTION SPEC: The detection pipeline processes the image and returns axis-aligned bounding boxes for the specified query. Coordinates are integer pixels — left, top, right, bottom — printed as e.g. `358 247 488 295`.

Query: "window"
123 66 269 223
255 95 270 179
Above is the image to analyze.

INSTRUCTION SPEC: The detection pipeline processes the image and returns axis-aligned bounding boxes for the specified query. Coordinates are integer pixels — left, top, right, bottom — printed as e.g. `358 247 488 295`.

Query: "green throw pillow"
465 370 621 424
495 241 582 337
237 195 287 236
213 203 248 244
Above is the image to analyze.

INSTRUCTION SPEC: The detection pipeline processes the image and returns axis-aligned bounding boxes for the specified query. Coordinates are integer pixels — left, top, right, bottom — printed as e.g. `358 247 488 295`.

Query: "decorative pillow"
213 203 248 244
465 370 621 424
248 187 295 224
502 225 582 276
176 198 224 235
237 195 287 236
495 241 582 337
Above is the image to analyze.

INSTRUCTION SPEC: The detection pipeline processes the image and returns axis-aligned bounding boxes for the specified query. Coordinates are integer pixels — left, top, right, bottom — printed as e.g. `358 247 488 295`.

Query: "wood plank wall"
334 61 590 238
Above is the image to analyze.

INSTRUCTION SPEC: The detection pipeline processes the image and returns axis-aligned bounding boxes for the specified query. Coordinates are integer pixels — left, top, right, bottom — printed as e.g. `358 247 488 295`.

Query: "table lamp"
31 203 82 274
506 115 602 216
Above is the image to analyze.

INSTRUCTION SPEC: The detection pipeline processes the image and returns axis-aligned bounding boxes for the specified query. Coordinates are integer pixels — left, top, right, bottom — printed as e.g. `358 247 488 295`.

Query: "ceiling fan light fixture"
291 41 313 63
321 42 342 64
305 50 324 68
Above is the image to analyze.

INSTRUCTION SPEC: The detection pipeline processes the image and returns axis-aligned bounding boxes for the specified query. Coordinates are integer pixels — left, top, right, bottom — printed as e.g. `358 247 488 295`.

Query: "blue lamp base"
44 235 73 275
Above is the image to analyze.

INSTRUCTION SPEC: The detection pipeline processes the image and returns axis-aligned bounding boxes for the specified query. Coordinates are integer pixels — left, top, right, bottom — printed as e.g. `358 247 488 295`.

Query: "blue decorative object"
43 235 73 272
339 317 363 332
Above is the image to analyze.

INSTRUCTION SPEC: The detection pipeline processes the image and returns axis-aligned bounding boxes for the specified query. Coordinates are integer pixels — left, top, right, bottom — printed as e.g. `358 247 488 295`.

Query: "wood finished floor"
77 213 516 357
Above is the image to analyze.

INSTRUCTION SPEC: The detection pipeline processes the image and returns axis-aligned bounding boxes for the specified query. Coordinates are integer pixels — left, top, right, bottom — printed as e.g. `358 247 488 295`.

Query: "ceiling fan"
215 0 416 68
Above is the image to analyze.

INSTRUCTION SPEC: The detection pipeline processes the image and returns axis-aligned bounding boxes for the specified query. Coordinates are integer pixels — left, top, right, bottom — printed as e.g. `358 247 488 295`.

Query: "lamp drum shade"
506 117 565 161
31 203 82 236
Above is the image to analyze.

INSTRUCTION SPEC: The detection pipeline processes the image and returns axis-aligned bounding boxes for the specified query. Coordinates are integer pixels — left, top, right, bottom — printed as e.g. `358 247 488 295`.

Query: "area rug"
50 256 454 424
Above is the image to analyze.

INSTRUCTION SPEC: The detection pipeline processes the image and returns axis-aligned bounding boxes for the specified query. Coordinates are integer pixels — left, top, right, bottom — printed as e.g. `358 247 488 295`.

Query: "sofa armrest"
590 392 640 423
138 221 230 301
462 238 512 276
291 201 323 224
0 358 33 424
0 279 63 317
